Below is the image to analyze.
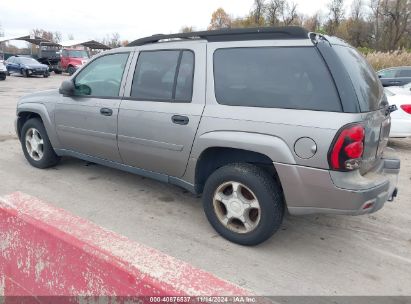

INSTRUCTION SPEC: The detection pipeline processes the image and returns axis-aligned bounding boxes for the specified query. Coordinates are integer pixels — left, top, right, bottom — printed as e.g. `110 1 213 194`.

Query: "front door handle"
100 108 113 116
171 115 189 125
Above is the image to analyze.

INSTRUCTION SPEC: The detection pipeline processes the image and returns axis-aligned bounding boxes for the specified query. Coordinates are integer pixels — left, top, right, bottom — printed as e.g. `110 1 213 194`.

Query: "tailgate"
361 106 391 174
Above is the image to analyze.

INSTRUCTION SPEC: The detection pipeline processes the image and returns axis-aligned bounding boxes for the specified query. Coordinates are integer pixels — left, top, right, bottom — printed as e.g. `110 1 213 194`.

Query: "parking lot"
0 74 410 295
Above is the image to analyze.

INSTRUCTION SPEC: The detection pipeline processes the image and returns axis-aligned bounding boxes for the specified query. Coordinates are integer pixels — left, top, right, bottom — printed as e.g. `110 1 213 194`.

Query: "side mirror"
59 80 75 96
378 75 382 78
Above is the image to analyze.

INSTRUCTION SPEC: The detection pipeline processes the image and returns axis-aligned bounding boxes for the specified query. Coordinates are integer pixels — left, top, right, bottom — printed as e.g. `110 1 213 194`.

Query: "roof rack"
128 26 309 47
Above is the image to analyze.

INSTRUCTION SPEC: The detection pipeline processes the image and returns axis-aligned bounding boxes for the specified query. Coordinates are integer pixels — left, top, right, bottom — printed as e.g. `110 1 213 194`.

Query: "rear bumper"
275 148 400 215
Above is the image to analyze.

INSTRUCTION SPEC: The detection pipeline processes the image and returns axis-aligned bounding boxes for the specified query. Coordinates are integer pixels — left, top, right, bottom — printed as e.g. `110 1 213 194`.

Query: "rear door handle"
100 108 113 116
171 115 189 125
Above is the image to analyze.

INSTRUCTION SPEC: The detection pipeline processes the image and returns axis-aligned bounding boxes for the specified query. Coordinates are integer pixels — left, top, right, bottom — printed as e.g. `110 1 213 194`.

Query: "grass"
364 50 411 71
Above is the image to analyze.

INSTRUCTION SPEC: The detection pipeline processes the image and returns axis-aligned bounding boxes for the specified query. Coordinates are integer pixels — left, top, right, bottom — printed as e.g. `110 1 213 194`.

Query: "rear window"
213 47 342 112
333 46 383 112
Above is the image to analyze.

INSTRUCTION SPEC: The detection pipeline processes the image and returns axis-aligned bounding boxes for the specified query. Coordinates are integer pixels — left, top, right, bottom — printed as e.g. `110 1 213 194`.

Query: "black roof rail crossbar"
128 26 309 46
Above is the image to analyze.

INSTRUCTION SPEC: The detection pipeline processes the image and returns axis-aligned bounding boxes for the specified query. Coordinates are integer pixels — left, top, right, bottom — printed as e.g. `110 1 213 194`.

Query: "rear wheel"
0 74 5 80
203 163 284 246
21 118 60 169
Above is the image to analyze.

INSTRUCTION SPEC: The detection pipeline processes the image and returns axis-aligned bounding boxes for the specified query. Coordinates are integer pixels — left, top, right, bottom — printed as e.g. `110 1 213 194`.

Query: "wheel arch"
16 104 61 148
193 146 287 195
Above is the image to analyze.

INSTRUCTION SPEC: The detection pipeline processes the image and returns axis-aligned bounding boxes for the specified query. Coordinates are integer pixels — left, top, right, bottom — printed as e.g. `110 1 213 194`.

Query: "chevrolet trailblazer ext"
15 27 400 245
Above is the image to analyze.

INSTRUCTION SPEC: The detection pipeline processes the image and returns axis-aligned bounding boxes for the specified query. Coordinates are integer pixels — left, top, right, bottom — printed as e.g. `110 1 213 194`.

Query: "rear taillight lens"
329 124 365 171
400 104 411 114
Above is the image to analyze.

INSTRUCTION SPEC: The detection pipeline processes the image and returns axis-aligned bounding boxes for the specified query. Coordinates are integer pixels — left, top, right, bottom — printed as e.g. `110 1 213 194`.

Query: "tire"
43 72 49 78
67 66 76 76
21 68 28 78
20 118 60 169
54 70 62 74
203 163 284 246
0 75 5 81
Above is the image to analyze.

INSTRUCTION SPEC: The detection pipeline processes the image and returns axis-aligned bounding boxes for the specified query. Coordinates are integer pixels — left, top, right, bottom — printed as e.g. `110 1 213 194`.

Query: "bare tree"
100 32 121 48
303 12 322 32
282 1 298 25
180 26 195 33
0 22 4 37
266 0 283 25
67 33 75 40
380 0 411 50
253 0 266 25
326 0 345 35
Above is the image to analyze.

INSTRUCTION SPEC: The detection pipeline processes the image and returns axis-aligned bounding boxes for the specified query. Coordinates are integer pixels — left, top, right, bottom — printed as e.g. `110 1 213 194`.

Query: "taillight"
329 124 365 171
400 104 411 114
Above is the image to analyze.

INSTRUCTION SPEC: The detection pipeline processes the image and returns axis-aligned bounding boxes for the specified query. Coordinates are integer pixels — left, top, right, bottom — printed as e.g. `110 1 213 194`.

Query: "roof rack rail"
128 26 309 47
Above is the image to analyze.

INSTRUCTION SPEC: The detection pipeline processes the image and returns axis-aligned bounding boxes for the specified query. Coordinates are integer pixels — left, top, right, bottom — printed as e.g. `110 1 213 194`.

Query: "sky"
0 0 354 46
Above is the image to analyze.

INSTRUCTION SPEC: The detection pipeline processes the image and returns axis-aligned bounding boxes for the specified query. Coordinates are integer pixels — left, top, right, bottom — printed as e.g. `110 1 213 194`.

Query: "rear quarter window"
213 47 342 112
333 46 383 112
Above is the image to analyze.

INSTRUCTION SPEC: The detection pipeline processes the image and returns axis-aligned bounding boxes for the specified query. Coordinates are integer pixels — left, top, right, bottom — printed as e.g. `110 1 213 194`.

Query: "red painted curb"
0 192 250 298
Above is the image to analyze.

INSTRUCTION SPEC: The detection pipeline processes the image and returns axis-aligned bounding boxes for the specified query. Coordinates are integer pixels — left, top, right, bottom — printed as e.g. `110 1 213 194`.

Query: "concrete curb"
0 192 250 297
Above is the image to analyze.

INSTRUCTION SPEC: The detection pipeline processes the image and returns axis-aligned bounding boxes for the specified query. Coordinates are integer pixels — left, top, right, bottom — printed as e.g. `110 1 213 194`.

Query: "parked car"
6 56 49 78
59 49 89 75
387 82 411 96
378 66 411 87
37 42 63 74
385 88 411 138
0 60 7 80
15 27 400 245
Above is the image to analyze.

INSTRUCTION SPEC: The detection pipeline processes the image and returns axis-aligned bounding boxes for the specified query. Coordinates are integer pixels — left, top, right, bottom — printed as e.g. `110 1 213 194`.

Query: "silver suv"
15 27 400 245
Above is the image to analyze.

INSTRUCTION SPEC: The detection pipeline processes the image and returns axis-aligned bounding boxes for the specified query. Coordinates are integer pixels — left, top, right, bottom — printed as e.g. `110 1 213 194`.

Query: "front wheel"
43 71 49 78
203 163 284 246
67 66 76 76
21 118 60 169
21 69 28 78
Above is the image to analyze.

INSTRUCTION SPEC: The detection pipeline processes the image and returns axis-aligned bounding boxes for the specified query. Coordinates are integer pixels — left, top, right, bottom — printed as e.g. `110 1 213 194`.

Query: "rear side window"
213 47 342 111
131 50 194 102
334 46 383 112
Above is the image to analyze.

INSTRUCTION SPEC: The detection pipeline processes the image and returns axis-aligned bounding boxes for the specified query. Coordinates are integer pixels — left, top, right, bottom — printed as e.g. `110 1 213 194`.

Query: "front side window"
131 50 194 102
213 47 342 111
74 53 129 97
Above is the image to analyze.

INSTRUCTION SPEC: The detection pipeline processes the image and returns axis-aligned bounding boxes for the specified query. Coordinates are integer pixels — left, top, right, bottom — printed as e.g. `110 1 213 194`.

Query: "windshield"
334 46 383 112
67 50 89 58
19 57 40 64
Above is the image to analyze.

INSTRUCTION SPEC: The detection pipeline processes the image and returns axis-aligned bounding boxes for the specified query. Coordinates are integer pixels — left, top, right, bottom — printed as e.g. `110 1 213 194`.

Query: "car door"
6 57 16 73
118 43 206 177
54 51 132 162
397 68 411 86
